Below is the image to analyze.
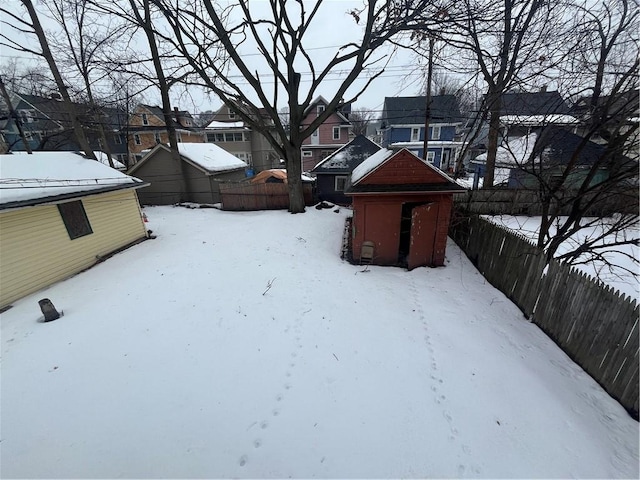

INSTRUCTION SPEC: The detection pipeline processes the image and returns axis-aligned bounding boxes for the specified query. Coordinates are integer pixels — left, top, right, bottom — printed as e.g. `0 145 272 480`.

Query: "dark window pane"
58 200 93 240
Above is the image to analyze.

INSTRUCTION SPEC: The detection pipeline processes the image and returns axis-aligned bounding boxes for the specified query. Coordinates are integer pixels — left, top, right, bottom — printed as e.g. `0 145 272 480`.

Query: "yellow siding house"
0 152 149 309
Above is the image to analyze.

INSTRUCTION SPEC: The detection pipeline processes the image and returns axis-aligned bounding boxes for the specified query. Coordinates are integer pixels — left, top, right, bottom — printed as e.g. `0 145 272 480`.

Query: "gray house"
128 143 247 205
310 134 381 205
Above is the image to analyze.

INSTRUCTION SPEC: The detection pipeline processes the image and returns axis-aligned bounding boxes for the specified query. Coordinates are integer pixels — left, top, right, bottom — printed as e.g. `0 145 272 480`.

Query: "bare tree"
349 107 376 136
0 0 97 158
44 0 131 167
438 0 566 187
144 0 452 212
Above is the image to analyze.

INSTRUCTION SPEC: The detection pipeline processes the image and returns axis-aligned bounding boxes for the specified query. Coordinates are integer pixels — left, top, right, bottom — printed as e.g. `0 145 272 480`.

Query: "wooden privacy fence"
219 182 314 211
454 188 639 216
450 215 639 419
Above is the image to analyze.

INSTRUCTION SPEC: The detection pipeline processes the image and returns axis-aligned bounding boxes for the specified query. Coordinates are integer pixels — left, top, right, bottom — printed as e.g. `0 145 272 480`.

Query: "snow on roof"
205 120 246 129
93 151 125 169
500 114 578 125
176 143 247 172
473 133 538 166
0 151 144 206
350 148 395 184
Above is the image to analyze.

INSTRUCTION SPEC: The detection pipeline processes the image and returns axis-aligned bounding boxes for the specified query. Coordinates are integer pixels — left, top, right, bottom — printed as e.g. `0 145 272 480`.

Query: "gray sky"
0 1 429 115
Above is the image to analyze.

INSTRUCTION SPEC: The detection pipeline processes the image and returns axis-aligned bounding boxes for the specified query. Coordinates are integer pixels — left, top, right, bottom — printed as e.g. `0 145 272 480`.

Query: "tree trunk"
22 0 96 159
483 89 501 188
284 144 305 213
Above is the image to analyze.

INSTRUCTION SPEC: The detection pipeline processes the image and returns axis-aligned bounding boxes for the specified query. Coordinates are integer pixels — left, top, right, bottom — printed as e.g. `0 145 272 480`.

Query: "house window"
426 151 435 163
317 105 325 114
24 131 33 140
333 126 340 140
154 132 161 143
134 134 141 145
176 132 182 142
229 111 236 119
114 134 122 145
312 129 319 137
411 127 420 142
142 113 149 125
185 119 192 126
431 125 441 140
302 151 312 157
58 200 93 240
321 150 332 159
335 176 348 192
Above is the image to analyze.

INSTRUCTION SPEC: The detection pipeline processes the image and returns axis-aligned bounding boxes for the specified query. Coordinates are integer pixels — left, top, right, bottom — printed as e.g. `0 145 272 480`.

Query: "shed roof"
348 148 466 194
381 95 463 126
0 151 146 210
311 135 381 174
129 143 247 176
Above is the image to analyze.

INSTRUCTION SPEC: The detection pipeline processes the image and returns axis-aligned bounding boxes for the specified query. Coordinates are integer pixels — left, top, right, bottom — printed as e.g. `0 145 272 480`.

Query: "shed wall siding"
0 189 146 308
134 150 184 205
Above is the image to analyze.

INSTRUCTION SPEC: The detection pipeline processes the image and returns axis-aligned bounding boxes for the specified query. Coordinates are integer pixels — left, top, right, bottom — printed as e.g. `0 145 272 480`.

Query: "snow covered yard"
1 205 638 479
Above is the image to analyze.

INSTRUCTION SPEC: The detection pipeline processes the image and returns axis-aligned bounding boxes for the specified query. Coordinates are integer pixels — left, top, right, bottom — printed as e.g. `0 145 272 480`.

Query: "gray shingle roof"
381 95 463 127
498 91 570 116
311 135 381 174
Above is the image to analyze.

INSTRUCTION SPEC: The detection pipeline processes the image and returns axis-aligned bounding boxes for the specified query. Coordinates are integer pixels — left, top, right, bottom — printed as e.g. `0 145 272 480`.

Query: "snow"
500 114 579 125
1 206 637 478
93 151 126 170
473 133 538 166
205 120 246 129
486 215 639 299
0 151 143 205
176 142 247 172
350 148 395 184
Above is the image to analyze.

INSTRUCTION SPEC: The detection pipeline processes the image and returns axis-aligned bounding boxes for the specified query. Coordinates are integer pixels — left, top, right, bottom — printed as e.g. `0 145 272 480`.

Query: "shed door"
407 203 439 270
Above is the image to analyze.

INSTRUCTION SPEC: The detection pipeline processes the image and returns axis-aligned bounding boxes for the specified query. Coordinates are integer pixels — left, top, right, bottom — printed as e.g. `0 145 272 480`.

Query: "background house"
128 142 247 205
301 96 353 172
0 151 149 308
0 92 129 163
203 104 280 174
127 104 202 164
310 134 381 205
379 95 464 173
346 148 465 270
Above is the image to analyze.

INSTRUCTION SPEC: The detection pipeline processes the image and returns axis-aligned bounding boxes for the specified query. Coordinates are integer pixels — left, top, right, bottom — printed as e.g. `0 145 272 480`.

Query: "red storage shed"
346 148 466 270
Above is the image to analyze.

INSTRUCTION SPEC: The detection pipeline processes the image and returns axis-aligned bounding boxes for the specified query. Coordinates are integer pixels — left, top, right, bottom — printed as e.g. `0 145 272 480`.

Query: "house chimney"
440 87 446 95
540 85 547 93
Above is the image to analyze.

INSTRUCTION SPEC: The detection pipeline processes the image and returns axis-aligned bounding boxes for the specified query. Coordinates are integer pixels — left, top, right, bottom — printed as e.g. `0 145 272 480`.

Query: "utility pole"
0 76 32 153
422 37 435 162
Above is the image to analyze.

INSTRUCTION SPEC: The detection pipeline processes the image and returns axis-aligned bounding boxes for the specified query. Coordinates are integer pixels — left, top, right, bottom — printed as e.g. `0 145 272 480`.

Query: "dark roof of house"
499 91 571 116
570 88 640 118
381 95 463 127
311 135 381 174
533 126 632 166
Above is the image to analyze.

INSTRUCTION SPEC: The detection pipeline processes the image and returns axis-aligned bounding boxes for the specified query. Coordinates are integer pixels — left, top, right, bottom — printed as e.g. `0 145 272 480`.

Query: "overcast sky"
0 1 432 116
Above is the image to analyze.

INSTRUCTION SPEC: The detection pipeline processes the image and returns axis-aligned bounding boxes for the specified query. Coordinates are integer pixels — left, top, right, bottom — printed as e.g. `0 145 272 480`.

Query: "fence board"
450 214 639 419
219 182 314 211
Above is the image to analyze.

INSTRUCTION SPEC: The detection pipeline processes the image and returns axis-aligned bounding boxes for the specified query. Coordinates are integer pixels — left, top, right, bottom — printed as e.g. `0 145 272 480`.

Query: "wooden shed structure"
128 143 247 205
0 152 149 309
346 148 466 270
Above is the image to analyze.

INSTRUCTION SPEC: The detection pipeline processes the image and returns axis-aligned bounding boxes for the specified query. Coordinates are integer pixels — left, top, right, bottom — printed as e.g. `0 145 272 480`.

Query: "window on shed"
411 127 420 142
334 176 348 191
333 126 340 140
431 125 441 140
58 200 93 240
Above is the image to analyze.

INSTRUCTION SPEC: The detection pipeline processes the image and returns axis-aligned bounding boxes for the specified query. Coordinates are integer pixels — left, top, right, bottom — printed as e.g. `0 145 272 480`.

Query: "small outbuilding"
346 148 466 270
128 143 247 205
0 151 149 309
